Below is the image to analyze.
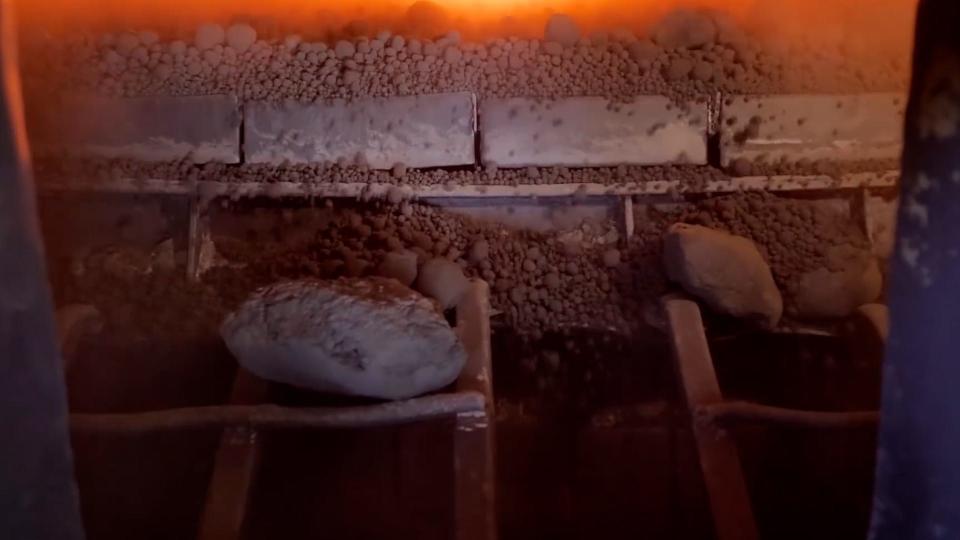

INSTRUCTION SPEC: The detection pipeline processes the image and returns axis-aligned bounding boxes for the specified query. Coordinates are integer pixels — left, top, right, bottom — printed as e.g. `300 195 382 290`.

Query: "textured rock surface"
791 245 883 319
221 278 466 400
416 258 469 310
378 250 418 287
663 223 783 327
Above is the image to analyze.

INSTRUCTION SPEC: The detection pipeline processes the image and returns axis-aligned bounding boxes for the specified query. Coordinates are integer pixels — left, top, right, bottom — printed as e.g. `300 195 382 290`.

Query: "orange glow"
16 0 916 54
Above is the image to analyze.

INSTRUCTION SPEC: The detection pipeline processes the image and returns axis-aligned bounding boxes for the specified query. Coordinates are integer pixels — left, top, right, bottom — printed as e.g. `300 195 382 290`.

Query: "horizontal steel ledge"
70 391 486 434
39 171 898 198
698 401 879 429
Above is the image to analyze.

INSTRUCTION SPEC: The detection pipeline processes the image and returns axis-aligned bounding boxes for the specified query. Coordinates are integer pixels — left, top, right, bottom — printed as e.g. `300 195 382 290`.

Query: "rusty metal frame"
662 296 760 540
662 294 889 539
63 280 496 540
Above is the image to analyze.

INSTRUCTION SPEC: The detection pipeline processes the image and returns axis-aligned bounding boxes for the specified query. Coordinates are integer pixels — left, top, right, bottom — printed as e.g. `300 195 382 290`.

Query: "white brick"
479 96 708 168
29 95 241 163
720 93 905 167
243 93 476 169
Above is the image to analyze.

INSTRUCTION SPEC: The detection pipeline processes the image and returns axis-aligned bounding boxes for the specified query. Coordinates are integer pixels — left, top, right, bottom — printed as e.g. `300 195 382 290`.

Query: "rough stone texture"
195 23 226 50
790 245 883 319
244 92 476 168
29 94 241 163
721 93 906 168
225 24 257 53
378 250 418 287
416 258 469 310
479 96 707 167
663 223 783 327
221 278 466 400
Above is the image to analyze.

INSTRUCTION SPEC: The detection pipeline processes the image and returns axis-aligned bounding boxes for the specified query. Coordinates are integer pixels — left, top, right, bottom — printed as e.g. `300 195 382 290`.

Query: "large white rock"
663 223 783 327
720 93 905 168
479 96 707 167
243 92 477 169
221 278 466 400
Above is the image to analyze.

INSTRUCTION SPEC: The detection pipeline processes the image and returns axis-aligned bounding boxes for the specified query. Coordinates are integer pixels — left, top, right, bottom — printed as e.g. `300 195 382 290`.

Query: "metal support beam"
196 370 269 540
662 296 759 540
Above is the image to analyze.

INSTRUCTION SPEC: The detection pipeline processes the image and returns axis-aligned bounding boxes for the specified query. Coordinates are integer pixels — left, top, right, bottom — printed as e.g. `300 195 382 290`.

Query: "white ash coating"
221 277 466 400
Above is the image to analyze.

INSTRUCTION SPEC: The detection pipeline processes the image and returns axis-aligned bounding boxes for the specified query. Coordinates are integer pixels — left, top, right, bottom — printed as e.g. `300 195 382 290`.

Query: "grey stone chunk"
791 245 883 320
720 93 906 167
378 250 418 287
416 258 469 310
663 223 783 327
244 92 477 169
479 96 707 167
30 94 241 163
221 278 466 400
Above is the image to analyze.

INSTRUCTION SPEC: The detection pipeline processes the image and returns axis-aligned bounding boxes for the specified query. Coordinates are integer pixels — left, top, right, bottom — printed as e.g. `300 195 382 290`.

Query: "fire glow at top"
17 0 915 52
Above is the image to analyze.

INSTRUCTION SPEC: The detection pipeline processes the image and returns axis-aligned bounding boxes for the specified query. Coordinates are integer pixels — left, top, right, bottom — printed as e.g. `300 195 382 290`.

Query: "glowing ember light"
16 0 916 53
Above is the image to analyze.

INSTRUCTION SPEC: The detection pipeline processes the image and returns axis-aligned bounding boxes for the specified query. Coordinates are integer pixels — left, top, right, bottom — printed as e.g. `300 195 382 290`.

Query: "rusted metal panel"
479 96 708 167
244 92 477 168
662 296 759 540
30 95 241 163
721 93 905 167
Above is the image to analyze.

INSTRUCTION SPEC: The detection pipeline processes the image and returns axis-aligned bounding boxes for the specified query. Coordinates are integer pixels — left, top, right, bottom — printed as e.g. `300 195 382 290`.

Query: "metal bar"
186 195 203 282
40 177 192 195
69 392 487 434
621 196 635 241
196 370 269 540
36 171 899 200
0 1 86 537
662 296 759 540
453 280 497 540
698 401 879 429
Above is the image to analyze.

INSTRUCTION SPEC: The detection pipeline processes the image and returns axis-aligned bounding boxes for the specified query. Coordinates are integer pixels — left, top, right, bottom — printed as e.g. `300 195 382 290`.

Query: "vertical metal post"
453 281 496 540
662 297 759 540
0 1 85 538
870 1 960 539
